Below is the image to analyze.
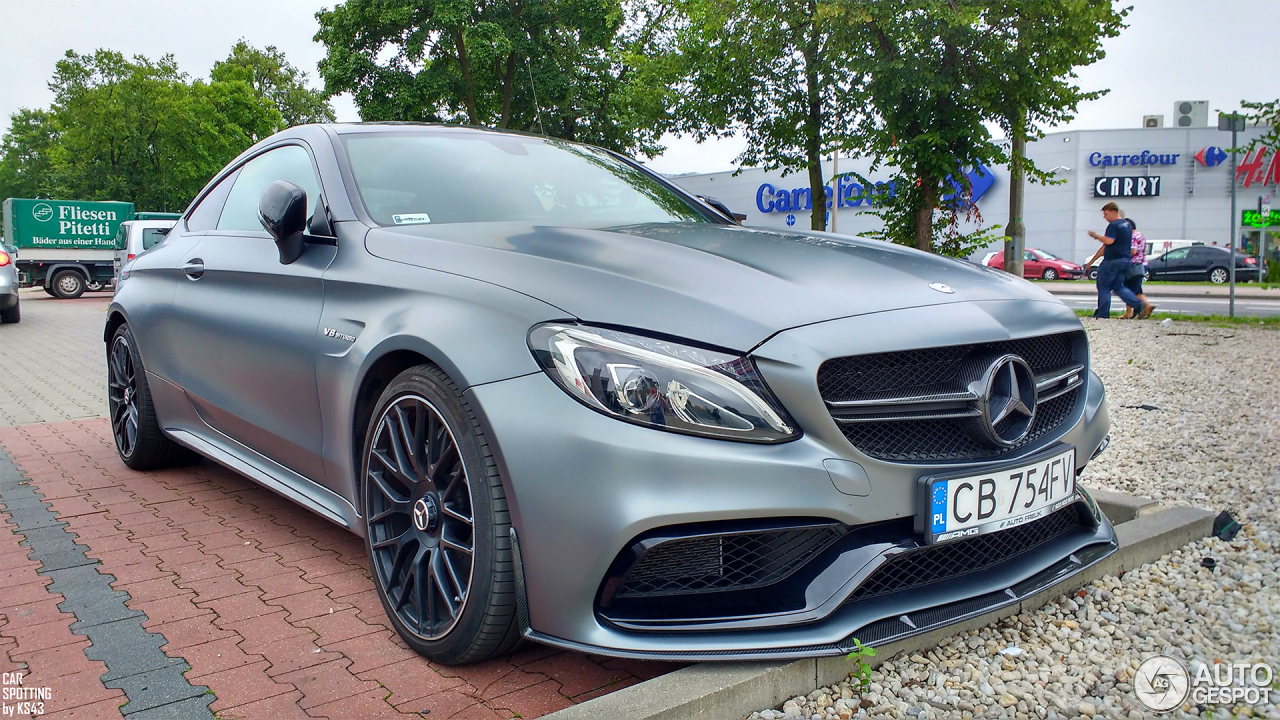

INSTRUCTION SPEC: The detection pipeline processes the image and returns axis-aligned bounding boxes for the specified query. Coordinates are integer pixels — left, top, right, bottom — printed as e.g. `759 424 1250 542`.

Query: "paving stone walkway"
0 418 676 718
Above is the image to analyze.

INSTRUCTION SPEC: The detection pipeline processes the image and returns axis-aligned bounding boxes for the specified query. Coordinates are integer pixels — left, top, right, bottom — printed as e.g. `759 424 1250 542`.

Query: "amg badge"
322 327 356 343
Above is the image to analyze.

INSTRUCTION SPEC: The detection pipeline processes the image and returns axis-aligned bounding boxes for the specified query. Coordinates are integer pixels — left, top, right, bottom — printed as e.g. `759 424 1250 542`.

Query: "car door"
1151 247 1188 279
1185 247 1216 279
1022 250 1044 278
171 143 336 483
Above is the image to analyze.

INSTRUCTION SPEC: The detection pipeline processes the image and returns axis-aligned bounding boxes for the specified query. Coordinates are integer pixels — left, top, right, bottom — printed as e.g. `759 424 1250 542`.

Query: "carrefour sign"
1088 150 1180 167
755 165 995 214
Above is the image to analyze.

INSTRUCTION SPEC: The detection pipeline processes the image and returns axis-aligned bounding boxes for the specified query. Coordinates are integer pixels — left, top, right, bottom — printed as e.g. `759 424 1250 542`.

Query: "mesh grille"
617 526 842 598
819 333 1082 462
837 390 1077 462
847 506 1081 602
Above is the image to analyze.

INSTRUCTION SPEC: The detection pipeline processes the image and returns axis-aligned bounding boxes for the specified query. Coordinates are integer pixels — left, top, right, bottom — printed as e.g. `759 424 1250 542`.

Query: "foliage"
845 638 877 695
672 0 862 231
1241 99 1280 152
0 43 321 220
314 0 682 156
212 40 335 128
854 171 1001 258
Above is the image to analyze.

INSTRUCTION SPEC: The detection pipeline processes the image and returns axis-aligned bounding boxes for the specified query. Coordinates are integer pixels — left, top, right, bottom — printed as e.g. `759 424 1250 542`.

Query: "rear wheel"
108 325 188 469
1088 268 1098 281
51 270 85 299
1042 268 1058 280
86 280 105 292
1209 267 1229 284
362 365 520 665
0 297 18 324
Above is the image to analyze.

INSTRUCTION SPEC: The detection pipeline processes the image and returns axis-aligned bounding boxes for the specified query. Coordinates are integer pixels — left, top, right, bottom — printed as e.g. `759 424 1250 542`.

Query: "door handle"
183 259 205 280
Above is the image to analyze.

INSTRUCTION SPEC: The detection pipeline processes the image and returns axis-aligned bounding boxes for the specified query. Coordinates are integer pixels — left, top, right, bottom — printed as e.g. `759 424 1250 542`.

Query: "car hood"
365 221 1063 351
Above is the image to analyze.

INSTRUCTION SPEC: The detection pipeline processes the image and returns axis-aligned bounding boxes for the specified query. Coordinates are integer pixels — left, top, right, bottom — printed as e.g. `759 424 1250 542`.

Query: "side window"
141 228 168 250
1164 248 1190 261
186 168 240 232
1023 251 1037 261
113 225 128 251
217 145 322 232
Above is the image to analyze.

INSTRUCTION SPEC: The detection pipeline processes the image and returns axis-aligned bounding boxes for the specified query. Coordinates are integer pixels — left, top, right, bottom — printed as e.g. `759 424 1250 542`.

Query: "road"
1052 291 1280 317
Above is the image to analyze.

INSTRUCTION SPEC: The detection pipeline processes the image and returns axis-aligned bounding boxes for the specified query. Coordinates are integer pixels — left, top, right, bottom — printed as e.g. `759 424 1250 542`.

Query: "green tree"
978 1 1127 273
673 0 862 231
314 0 681 155
212 40 335 129
0 49 281 215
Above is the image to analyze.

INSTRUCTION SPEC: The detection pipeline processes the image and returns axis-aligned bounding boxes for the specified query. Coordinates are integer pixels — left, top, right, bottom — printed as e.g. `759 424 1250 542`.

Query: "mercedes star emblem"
976 355 1037 447
412 498 430 532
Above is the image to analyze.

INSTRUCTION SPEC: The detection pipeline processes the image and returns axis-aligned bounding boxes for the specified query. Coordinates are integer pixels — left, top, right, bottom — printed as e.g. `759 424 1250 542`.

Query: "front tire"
108 325 187 469
1042 268 1058 280
1209 267 1229 284
86 280 105 292
362 365 520 665
51 270 85 299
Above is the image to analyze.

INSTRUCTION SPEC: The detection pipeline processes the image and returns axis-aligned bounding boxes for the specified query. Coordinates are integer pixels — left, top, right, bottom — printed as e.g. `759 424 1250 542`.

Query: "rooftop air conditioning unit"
1143 115 1164 128
1173 101 1209 127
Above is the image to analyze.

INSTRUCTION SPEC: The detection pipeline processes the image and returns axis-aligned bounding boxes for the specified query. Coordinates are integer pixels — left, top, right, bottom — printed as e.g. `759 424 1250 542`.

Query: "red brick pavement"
0 419 681 719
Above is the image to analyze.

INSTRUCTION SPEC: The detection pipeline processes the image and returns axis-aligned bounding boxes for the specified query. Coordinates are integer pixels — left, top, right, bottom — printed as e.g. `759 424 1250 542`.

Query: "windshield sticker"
391 213 431 225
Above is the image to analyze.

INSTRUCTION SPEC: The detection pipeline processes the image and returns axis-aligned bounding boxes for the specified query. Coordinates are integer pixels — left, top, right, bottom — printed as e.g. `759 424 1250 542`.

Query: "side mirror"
259 180 308 264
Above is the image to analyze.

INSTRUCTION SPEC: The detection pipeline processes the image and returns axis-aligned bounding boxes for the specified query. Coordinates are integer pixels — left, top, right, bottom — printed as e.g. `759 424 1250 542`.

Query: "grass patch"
1038 279 1273 288
1073 308 1280 326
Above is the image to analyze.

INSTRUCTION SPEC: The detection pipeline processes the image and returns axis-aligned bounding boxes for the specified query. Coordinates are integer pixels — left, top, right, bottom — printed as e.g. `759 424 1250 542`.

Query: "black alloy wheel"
108 334 141 458
367 394 475 639
363 366 520 664
107 325 190 470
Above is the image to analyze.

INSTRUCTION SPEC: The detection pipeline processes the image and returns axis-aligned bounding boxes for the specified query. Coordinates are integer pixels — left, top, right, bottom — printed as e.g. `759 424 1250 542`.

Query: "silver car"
1 239 19 324
107 124 1115 665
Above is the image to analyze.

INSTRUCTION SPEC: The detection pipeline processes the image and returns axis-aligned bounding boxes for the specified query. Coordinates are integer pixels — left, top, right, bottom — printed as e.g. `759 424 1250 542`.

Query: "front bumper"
468 302 1115 659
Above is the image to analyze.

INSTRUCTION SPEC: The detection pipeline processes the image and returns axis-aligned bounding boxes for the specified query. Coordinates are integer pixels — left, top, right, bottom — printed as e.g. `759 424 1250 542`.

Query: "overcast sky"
1 0 1276 175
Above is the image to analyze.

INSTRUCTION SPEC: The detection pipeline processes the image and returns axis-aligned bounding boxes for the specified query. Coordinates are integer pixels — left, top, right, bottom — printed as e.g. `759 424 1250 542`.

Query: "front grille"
847 506 1082 602
616 526 842 599
819 332 1083 462
838 390 1077 462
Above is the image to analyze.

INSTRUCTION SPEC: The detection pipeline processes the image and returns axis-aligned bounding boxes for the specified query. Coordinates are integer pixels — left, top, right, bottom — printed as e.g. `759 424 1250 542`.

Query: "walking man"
1087 202 1150 318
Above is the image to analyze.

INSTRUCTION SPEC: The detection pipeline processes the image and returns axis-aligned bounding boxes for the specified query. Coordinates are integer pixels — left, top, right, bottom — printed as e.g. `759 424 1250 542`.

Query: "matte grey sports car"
107 124 1116 664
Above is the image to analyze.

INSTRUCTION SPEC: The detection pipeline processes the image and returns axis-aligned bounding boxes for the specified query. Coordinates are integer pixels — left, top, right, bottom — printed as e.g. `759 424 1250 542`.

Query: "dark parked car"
106 124 1116 664
986 248 1085 280
1148 245 1260 283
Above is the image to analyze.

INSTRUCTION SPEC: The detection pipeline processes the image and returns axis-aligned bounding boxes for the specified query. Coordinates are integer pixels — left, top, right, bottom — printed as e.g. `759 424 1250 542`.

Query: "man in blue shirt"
1087 202 1150 318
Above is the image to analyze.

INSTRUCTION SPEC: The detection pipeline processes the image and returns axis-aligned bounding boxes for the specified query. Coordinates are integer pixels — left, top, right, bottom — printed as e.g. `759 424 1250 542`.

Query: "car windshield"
342 131 711 228
1037 250 1059 260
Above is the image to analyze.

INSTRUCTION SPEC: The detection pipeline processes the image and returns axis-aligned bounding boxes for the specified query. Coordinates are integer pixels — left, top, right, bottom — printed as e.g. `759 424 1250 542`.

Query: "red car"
985 248 1085 280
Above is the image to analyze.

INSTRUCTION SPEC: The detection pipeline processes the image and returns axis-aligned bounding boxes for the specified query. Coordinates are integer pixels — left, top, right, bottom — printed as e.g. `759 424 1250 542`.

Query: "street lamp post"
1219 112 1246 317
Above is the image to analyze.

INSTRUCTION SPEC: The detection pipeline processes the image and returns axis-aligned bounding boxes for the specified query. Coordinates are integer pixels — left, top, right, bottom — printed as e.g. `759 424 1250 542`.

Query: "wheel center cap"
412 496 439 533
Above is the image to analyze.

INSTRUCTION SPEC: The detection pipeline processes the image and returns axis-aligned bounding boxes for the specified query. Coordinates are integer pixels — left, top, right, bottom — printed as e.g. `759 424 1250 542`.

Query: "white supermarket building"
668 123 1278 266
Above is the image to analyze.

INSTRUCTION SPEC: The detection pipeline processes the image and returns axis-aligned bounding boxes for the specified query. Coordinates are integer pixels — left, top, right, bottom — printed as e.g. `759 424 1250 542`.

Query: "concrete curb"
542 496 1215 720
1040 285 1279 301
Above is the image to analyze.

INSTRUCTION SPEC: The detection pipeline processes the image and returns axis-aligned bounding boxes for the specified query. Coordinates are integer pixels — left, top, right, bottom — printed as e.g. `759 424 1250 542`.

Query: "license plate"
919 447 1077 544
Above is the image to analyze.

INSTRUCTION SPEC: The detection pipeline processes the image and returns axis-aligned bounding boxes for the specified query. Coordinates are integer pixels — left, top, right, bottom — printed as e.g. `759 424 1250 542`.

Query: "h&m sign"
1093 176 1161 198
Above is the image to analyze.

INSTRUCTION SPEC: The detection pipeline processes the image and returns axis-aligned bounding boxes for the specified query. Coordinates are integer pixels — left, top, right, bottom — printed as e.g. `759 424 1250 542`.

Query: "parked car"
112 219 176 280
1148 245 1260 283
986 248 1085 280
108 124 1116 665
1144 239 1196 258
0 239 19 323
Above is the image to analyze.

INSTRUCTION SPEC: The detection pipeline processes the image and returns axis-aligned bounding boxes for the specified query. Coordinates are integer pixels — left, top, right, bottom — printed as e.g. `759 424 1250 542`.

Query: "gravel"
749 319 1280 720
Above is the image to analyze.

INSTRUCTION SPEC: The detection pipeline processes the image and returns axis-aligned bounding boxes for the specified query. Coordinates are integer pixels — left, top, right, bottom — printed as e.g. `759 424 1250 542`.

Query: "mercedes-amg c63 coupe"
107 124 1116 664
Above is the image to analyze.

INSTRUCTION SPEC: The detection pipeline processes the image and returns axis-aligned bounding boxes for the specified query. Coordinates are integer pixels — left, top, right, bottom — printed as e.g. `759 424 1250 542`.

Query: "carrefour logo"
1195 147 1227 167
32 203 54 222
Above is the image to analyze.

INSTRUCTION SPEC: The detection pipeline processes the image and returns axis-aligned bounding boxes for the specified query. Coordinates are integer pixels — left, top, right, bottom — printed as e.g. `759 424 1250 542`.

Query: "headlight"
528 323 799 443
